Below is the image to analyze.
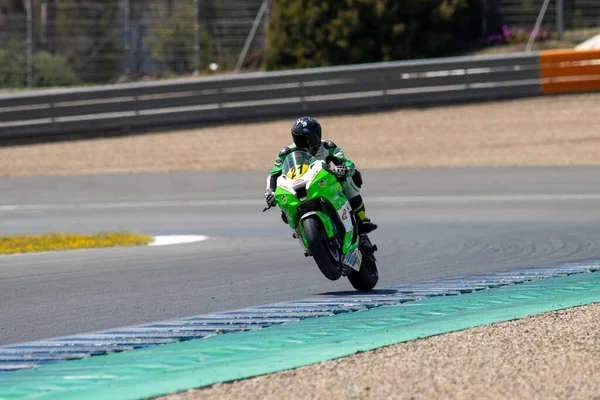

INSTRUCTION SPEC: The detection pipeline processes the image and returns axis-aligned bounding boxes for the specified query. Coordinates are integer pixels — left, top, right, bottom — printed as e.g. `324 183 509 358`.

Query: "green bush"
264 0 482 71
33 51 83 87
0 41 25 88
0 41 81 88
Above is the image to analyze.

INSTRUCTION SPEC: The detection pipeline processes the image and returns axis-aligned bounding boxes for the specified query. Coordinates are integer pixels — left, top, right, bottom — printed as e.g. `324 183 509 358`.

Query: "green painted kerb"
2 271 600 400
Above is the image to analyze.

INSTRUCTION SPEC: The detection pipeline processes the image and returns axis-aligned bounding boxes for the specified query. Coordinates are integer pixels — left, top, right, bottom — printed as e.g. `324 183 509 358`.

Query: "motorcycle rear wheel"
302 216 342 281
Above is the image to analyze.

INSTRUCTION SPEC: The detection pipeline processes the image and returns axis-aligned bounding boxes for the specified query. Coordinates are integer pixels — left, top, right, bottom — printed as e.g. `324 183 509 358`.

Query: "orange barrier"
539 49 600 94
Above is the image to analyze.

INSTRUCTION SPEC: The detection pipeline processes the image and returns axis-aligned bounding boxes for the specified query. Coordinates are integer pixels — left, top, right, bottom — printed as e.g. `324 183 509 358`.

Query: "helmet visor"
306 133 320 150
293 132 320 152
293 133 309 151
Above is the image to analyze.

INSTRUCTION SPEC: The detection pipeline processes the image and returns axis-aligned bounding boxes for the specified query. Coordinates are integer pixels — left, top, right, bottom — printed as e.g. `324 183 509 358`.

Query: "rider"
264 116 378 234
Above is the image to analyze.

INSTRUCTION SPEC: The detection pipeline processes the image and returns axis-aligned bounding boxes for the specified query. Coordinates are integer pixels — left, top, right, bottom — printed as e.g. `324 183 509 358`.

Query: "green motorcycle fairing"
274 151 359 256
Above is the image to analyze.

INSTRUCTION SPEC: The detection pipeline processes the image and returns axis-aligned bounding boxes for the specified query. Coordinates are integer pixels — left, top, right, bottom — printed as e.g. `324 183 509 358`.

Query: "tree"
264 0 482 71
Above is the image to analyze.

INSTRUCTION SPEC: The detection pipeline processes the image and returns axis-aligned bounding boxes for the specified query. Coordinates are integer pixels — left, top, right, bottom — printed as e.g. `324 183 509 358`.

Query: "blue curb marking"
1 261 598 373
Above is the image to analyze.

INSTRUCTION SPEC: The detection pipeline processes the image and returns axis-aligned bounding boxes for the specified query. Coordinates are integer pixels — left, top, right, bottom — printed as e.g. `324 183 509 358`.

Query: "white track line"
149 235 209 246
1 194 600 212
0 193 600 212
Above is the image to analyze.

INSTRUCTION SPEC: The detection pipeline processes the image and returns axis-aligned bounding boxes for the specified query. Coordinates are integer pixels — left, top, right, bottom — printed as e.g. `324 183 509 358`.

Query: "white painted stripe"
0 235 209 257
149 235 209 246
0 194 599 212
371 194 600 203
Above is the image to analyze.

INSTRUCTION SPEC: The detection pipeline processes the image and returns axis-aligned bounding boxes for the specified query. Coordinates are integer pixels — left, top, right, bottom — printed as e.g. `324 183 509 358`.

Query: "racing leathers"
264 140 378 234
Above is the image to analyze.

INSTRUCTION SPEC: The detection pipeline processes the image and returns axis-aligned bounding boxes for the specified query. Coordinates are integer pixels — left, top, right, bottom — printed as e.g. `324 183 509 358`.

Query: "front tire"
302 216 342 281
347 251 379 290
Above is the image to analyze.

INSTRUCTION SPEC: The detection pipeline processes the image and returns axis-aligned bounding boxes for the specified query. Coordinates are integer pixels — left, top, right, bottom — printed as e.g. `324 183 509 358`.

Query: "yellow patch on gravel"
0 232 153 255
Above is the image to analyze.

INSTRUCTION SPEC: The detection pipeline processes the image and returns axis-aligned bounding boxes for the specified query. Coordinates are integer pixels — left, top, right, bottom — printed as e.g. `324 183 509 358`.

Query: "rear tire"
347 251 379 291
302 216 342 281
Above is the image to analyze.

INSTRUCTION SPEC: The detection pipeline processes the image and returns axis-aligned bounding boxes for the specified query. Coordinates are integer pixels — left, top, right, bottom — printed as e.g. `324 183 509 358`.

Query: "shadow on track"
317 289 397 296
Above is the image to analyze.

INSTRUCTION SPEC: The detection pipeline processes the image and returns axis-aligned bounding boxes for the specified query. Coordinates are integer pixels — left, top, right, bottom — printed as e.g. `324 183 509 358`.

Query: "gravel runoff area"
1 92 600 177
2 92 600 398
155 303 600 400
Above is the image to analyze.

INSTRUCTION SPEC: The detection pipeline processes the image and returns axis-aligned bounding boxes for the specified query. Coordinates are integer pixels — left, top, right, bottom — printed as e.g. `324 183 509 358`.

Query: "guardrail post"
134 94 139 116
464 66 472 99
300 80 306 111
49 100 56 124
383 74 389 105
217 87 225 118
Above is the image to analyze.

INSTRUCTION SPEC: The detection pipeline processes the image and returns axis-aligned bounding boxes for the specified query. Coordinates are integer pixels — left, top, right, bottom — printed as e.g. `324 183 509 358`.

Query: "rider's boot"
350 195 378 234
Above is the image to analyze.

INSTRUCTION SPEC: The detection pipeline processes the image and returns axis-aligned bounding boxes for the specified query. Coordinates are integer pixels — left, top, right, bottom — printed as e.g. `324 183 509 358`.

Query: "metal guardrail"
0 50 597 139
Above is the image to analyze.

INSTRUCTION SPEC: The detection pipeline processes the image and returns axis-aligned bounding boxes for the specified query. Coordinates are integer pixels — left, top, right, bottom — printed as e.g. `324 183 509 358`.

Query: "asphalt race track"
1 167 600 346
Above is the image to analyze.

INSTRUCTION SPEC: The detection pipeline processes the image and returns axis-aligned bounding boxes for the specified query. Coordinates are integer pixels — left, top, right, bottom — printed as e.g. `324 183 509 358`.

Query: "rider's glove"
332 165 349 178
264 188 275 207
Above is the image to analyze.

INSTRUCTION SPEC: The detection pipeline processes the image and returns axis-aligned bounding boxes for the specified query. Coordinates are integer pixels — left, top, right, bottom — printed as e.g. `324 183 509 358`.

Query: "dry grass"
1 93 599 178
0 232 153 255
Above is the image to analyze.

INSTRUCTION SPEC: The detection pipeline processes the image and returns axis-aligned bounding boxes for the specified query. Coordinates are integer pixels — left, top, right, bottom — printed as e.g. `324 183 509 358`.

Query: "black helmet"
291 116 322 155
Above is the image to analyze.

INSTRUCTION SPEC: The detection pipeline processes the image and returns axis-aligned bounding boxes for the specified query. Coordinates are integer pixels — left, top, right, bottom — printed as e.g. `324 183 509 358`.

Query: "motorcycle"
264 150 379 291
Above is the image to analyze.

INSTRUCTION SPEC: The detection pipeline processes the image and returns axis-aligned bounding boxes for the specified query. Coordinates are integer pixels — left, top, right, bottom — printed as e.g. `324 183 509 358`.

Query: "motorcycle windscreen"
282 151 316 180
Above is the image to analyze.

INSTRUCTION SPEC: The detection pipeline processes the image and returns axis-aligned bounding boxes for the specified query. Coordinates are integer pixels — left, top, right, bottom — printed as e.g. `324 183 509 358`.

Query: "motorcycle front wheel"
302 216 342 281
